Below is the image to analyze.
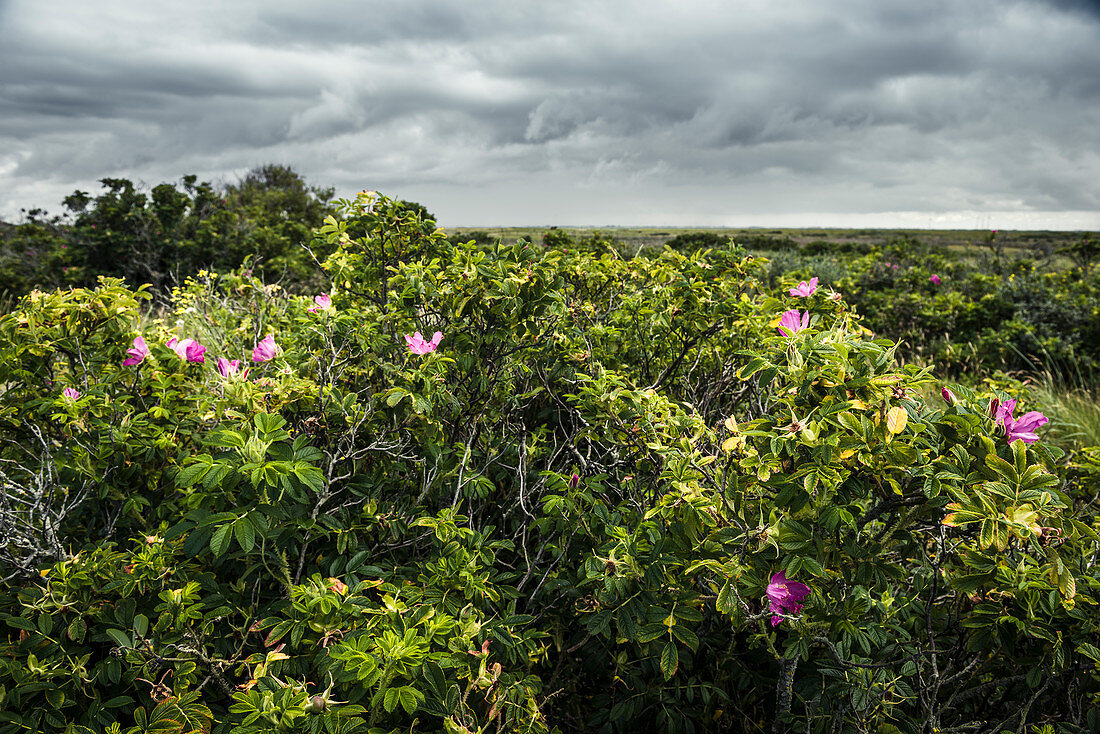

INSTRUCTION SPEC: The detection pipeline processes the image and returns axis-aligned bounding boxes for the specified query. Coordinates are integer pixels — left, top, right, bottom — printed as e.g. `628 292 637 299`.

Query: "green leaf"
672 624 699 651
4 616 35 631
984 453 1019 484
210 524 233 558
67 616 86 643
234 518 256 554
254 412 288 436
837 412 862 434
397 685 423 714
977 520 995 549
1077 642 1100 664
422 661 447 698
660 642 679 680
738 357 769 379
105 628 131 649
175 461 211 489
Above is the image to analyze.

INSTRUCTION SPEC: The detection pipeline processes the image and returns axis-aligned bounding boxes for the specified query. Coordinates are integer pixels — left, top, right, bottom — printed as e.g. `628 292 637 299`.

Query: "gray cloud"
1 0 1098 228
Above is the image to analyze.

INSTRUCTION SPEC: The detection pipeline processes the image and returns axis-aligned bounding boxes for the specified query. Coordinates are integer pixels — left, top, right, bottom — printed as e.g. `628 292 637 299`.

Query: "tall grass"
1029 376 1100 452
904 354 1100 452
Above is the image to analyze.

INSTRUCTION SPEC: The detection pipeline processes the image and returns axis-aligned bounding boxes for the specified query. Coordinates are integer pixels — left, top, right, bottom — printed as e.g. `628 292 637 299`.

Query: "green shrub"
0 193 1096 733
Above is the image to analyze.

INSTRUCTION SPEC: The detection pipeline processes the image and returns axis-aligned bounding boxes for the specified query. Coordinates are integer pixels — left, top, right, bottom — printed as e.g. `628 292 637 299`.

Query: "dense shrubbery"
670 230 1100 381
0 195 1098 733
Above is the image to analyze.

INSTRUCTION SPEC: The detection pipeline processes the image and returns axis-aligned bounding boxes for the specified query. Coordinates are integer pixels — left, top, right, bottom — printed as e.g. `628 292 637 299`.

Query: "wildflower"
766 571 811 626
307 293 333 313
994 398 1049 444
167 337 206 363
828 290 842 302
777 309 810 337
404 331 443 355
122 336 149 366
789 277 818 297
252 335 279 362
569 473 580 489
941 387 957 405
929 274 942 285
62 387 80 402
217 358 248 380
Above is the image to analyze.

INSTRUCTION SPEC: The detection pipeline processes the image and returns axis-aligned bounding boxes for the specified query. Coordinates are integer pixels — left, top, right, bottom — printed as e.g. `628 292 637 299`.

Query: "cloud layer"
2 0 1098 228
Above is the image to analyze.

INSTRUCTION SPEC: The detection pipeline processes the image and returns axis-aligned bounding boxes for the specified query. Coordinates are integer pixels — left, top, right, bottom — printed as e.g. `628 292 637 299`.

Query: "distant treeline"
0 165 436 298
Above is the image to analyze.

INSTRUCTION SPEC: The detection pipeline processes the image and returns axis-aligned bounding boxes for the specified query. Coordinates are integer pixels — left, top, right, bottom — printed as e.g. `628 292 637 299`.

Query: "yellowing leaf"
721 436 738 453
886 406 908 435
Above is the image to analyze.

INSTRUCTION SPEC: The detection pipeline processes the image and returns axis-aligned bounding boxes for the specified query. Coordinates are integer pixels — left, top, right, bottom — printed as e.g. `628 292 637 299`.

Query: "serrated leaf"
423 661 447 698
739 357 768 379
837 412 862 434
234 518 255 554
397 686 422 714
660 642 679 680
984 453 1020 484
1076 642 1100 663
1058 569 1076 600
210 524 232 558
175 461 211 489
67 617 86 643
716 579 735 615
979 520 994 549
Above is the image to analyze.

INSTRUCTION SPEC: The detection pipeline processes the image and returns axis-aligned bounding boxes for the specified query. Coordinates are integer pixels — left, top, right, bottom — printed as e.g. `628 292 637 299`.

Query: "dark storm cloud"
1 0 1098 227
1037 0 1100 17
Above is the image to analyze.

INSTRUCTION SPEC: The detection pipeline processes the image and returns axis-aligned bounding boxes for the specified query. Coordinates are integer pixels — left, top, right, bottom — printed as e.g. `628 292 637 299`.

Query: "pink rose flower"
122 336 149 366
766 571 811 626
252 335 279 362
404 331 443 355
777 309 810 337
167 337 206 363
994 398 1049 444
307 293 333 313
789 277 818 297
217 358 247 380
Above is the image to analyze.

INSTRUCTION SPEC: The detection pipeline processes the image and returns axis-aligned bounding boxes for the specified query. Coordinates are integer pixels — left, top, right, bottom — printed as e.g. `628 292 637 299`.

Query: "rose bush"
0 193 1096 733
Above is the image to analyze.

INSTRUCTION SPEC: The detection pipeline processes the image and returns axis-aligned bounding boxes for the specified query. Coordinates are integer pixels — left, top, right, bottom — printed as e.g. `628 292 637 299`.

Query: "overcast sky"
2 0 1099 229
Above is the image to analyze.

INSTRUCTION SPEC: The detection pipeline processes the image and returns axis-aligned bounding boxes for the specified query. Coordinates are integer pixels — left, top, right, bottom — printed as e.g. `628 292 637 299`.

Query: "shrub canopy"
0 192 1097 733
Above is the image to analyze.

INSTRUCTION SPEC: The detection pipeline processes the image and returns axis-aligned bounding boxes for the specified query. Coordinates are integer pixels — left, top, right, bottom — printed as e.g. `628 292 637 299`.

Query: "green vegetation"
0 188 1097 732
0 165 337 296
